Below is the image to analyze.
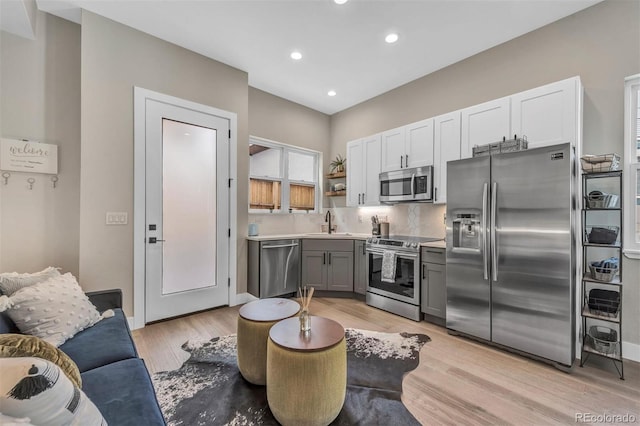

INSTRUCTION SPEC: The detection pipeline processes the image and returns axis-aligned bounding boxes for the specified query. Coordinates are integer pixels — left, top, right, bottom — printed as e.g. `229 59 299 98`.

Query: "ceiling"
8 0 603 115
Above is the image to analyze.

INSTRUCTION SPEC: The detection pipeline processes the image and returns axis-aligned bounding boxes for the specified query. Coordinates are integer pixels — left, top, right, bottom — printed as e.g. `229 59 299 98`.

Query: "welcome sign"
0 138 58 174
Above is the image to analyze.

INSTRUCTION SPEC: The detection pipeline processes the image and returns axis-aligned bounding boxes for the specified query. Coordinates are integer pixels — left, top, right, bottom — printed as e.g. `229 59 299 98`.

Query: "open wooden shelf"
326 171 346 179
325 190 346 197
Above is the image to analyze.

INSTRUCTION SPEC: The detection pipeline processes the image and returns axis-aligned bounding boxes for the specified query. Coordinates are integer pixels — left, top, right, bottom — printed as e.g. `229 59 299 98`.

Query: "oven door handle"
366 248 418 259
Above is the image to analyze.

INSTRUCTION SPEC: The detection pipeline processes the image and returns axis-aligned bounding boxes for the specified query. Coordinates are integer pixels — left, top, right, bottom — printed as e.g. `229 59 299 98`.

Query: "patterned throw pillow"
0 273 107 347
0 357 107 425
0 267 60 296
0 334 82 388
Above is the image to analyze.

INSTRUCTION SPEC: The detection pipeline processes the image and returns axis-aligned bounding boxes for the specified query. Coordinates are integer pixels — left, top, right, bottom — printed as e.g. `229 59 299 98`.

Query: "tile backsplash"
248 203 446 239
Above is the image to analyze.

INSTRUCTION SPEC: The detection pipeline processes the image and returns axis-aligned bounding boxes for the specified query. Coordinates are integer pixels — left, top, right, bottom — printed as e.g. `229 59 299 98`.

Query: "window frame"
623 74 640 259
248 136 321 214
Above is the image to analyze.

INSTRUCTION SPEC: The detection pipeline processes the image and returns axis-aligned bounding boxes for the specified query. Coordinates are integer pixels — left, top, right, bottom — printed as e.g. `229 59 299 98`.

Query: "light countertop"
246 233 446 249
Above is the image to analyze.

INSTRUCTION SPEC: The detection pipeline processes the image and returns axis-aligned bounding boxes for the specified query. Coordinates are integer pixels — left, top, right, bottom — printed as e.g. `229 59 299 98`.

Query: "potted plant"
330 154 346 174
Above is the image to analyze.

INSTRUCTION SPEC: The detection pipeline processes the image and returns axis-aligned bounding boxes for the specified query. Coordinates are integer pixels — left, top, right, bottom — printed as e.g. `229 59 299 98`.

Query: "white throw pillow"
0 357 107 426
0 273 105 347
0 267 60 296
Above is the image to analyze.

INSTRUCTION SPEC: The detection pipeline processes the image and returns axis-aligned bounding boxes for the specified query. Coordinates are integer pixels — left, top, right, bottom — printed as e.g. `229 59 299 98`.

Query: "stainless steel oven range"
366 235 443 321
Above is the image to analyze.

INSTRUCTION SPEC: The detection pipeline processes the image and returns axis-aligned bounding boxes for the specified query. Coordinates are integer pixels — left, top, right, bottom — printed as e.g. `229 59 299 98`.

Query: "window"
249 137 320 213
623 74 640 258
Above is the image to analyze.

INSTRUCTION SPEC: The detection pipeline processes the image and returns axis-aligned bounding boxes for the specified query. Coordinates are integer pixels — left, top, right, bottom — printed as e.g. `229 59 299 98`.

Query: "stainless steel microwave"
379 166 433 203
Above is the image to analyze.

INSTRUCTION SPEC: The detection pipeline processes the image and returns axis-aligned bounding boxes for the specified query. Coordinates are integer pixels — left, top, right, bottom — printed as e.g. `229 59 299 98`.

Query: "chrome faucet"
325 210 332 234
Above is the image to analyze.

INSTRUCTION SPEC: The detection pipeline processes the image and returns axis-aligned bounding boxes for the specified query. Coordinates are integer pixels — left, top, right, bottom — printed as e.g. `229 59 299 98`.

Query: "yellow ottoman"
237 298 300 385
267 317 346 426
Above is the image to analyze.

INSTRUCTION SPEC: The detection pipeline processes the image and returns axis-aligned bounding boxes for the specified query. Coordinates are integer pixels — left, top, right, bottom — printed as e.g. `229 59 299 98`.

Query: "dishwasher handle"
262 243 299 249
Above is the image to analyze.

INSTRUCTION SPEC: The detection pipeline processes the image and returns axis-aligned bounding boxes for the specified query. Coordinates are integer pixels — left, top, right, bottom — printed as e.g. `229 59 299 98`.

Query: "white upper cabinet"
433 111 461 204
381 127 405 171
346 139 364 207
381 119 434 172
511 76 580 149
461 97 511 159
405 118 435 168
362 135 382 206
347 134 381 207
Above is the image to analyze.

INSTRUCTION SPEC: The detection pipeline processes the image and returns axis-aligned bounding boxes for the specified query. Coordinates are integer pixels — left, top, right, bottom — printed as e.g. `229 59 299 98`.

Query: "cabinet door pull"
328 253 332 264
362 193 366 204
323 253 326 264
400 156 403 168
422 264 426 280
405 154 408 167
434 187 438 201
362 244 366 256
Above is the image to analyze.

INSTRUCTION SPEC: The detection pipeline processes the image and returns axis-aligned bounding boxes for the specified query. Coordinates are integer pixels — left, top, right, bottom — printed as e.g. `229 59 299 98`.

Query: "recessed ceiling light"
334 0 348 4
328 90 337 97
290 51 302 60
184 132 190 136
385 33 399 44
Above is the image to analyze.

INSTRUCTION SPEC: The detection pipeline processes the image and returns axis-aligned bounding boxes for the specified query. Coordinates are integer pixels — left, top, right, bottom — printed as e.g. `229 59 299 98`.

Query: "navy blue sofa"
0 289 166 425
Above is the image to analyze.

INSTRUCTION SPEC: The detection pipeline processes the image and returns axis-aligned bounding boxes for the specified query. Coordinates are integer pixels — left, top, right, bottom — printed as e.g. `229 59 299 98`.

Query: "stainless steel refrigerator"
446 143 576 367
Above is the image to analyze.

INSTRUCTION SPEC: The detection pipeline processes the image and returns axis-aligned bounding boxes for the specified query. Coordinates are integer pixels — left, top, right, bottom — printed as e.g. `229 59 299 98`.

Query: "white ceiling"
14 0 603 115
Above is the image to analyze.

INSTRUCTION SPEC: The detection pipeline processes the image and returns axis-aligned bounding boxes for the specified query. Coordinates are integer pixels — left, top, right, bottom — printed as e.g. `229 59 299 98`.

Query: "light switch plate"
106 212 128 225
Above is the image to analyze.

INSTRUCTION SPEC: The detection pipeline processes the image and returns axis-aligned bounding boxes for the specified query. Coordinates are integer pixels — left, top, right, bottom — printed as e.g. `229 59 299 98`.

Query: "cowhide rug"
152 328 430 425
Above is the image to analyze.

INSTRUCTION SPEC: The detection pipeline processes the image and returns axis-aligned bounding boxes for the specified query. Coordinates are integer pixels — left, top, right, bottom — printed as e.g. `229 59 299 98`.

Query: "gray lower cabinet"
353 240 367 295
301 239 354 291
421 247 446 319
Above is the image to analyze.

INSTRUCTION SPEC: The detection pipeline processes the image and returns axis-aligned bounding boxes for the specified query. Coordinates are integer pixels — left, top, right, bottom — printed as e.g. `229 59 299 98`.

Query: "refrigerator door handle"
491 181 498 281
482 182 489 280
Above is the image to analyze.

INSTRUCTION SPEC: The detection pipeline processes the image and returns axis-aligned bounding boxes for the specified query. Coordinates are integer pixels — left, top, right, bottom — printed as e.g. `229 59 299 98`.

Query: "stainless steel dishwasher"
248 239 300 298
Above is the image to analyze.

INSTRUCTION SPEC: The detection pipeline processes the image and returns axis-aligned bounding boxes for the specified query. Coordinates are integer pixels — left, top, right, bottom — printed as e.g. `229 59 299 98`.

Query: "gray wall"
249 87 330 156
80 11 249 314
330 0 640 345
0 13 80 277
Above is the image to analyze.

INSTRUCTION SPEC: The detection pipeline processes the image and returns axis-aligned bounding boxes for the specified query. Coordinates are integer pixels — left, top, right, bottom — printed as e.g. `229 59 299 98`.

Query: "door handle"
263 243 299 249
491 181 498 282
482 182 489 280
148 237 165 244
411 174 416 198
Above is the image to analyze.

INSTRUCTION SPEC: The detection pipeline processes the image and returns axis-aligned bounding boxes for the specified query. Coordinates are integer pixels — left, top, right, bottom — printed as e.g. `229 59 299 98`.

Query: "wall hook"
51 175 58 188
27 177 35 190
2 172 9 185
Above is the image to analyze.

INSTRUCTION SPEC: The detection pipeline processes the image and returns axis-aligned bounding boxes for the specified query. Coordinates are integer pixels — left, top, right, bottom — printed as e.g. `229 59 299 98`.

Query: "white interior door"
145 99 229 322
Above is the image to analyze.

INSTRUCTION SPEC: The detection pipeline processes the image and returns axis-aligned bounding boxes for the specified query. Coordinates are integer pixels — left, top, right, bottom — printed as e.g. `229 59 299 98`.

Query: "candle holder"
299 309 311 333
298 285 315 334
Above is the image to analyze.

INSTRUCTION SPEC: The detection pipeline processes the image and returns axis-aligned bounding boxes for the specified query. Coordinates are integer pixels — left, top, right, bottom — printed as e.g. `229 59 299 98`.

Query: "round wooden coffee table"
237 298 300 385
267 316 346 426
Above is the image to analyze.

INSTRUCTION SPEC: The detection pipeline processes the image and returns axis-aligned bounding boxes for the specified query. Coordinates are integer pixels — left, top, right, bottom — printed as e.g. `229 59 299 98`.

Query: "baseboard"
622 340 640 362
233 292 258 306
127 316 137 330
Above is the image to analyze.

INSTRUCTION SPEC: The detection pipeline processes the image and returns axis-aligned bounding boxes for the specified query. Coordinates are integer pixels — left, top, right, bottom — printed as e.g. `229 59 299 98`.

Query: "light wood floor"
132 297 639 425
